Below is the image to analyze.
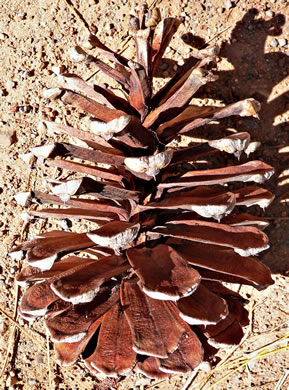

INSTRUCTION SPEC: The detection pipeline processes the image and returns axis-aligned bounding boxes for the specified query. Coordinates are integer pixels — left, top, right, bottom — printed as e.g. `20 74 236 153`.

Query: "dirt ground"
0 0 288 389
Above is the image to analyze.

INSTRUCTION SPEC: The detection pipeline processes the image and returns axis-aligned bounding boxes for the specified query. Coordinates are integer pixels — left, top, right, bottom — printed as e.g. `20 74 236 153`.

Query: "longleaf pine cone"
13 4 274 380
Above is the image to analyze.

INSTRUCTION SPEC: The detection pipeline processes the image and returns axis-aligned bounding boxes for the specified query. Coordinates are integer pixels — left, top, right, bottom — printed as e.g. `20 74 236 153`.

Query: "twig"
204 26 232 46
47 329 53 390
0 256 22 382
274 369 289 390
182 370 199 390
197 300 255 390
62 0 91 33
0 320 16 381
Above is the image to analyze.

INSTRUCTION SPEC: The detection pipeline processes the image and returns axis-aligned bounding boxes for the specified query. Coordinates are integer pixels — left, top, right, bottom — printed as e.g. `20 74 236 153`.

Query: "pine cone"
14 4 274 379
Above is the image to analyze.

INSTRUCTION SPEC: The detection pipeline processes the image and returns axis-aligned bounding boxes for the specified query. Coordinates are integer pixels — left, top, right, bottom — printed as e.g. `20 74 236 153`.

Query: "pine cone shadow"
195 8 289 273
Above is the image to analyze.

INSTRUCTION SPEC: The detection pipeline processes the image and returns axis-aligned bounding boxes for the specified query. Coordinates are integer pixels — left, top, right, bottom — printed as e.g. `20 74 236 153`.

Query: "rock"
10 266 18 274
19 152 35 165
7 81 16 88
19 105 32 113
0 32 8 40
0 320 8 335
14 191 32 206
0 131 16 146
225 0 233 9
43 87 62 99
10 105 18 113
6 374 18 387
278 38 287 47
51 65 66 75
270 38 278 48
9 250 24 261
265 10 274 17
35 353 44 364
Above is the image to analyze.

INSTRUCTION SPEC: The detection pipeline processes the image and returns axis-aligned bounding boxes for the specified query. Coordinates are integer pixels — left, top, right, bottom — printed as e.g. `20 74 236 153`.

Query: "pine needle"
0 306 93 390
46 329 53 390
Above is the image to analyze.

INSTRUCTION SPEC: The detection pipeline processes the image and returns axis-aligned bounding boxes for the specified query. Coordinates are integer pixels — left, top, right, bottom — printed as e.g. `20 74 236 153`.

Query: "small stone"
19 152 35 165
7 81 16 88
6 375 18 387
39 61 48 70
270 38 278 47
9 250 24 261
0 88 7 96
10 266 17 274
51 65 66 75
35 353 44 364
43 87 62 99
10 105 18 113
14 191 32 206
265 10 274 17
19 105 32 113
0 32 8 40
0 131 16 146
59 219 70 231
225 0 233 9
0 320 8 335
20 212 33 223
278 38 287 47
17 12 26 19
69 47 86 62
0 279 5 286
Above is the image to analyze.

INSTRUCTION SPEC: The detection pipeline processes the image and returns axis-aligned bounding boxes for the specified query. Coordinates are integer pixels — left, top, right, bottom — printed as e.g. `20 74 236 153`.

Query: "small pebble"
7 81 16 88
59 219 70 231
265 10 274 17
10 105 18 113
0 320 8 335
35 353 44 364
270 38 278 47
278 38 287 47
0 279 5 286
14 191 32 206
10 266 18 274
6 375 18 387
19 152 35 165
0 32 8 40
225 0 233 9
51 65 66 75
19 105 32 113
0 131 16 147
9 250 24 261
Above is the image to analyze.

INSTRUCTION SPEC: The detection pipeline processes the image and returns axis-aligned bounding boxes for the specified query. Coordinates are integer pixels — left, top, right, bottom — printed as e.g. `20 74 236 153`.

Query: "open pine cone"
13 4 275 379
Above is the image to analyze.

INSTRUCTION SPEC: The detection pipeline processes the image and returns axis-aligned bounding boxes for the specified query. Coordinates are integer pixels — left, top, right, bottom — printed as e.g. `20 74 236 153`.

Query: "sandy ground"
0 0 288 389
